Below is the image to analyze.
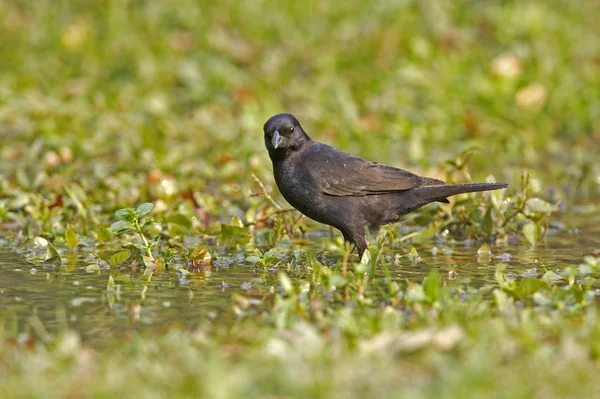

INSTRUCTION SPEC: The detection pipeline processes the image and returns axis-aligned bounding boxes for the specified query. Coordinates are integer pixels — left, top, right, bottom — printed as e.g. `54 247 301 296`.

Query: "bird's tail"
415 182 508 204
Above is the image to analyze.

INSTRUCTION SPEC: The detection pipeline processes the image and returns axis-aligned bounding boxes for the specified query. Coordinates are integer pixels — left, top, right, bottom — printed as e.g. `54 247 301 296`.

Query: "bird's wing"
304 144 445 197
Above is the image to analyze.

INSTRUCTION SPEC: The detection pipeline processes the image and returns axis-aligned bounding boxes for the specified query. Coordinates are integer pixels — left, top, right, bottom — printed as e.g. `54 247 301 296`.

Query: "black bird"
263 113 507 257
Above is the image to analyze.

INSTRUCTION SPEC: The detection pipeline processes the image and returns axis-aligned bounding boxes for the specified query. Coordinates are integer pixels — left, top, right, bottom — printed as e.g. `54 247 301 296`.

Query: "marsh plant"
109 202 165 270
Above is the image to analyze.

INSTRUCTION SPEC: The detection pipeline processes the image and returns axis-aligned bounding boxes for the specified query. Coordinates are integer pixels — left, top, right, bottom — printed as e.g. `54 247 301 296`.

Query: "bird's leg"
342 230 368 258
354 234 368 259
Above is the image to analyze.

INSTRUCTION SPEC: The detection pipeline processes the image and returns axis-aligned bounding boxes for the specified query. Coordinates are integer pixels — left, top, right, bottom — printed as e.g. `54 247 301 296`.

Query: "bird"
263 113 508 257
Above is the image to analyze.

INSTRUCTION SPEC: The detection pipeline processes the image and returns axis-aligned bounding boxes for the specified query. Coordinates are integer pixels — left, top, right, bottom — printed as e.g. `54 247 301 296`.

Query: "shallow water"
1 212 599 343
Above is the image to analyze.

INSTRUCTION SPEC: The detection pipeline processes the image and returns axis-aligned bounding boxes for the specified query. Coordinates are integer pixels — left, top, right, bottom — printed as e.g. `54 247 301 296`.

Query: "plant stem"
252 173 283 210
134 218 153 259
342 242 350 301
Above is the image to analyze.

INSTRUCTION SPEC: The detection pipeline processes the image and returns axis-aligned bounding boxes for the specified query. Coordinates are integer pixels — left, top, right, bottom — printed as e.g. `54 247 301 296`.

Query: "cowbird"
263 113 507 256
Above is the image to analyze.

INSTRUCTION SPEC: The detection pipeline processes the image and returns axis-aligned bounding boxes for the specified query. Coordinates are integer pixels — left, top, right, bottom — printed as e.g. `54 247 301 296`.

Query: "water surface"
1 212 598 343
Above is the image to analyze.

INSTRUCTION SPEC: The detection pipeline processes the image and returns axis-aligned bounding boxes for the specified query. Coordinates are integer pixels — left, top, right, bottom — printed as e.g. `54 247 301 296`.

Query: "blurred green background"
1 2 600 398
1 0 599 209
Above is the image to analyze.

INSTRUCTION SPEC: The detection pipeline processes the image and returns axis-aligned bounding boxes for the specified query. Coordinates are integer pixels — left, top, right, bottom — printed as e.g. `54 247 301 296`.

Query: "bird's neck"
269 136 311 162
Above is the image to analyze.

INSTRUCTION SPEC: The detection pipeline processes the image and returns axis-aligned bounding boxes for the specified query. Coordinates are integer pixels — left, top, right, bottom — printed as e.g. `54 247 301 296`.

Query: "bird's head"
263 113 310 155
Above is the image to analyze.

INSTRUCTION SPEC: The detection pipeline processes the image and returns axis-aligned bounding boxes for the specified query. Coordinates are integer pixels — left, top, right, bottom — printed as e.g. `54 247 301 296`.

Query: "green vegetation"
0 0 599 397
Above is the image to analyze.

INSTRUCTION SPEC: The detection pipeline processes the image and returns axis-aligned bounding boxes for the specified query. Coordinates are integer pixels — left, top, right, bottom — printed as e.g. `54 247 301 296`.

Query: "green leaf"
423 269 441 303
115 208 134 219
135 202 154 217
477 243 492 256
166 213 191 229
109 220 134 234
110 250 131 267
122 243 144 256
65 227 78 249
526 198 558 213
142 255 155 269
167 223 185 238
516 196 524 209
406 283 426 303
64 184 87 218
106 275 116 291
541 270 564 285
45 243 62 264
482 206 493 235
578 263 595 276
495 264 516 291
522 222 540 246
514 279 547 298
328 273 348 289
305 251 321 270
306 251 326 284
154 256 166 272
32 236 49 248
177 266 190 277
278 271 294 294
149 236 161 249
190 243 212 261
245 256 260 264
230 214 244 227
408 247 420 262
583 256 599 267
493 288 509 310
218 224 251 247
31 237 62 264
355 249 371 274
86 263 101 272
97 227 112 242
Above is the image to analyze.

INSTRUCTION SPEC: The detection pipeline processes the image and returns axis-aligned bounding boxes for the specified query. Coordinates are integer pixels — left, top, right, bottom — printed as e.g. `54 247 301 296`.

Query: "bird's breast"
272 158 324 218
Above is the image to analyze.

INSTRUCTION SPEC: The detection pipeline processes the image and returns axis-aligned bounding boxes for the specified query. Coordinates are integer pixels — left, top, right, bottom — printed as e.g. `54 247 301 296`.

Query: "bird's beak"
272 130 283 149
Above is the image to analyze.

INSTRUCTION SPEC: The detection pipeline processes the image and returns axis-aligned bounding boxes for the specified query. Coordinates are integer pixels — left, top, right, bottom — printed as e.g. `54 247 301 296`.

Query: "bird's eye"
289 126 294 133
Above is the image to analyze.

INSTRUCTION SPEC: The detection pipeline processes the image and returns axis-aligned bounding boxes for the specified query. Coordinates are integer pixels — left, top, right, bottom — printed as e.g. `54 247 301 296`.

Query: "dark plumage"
263 113 507 256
